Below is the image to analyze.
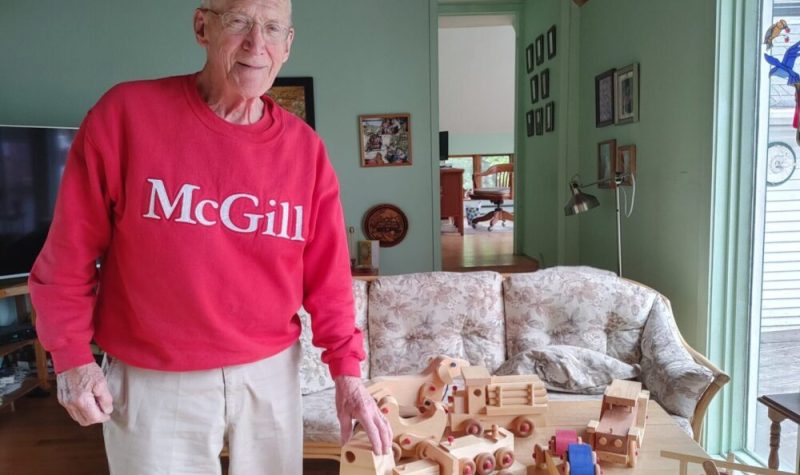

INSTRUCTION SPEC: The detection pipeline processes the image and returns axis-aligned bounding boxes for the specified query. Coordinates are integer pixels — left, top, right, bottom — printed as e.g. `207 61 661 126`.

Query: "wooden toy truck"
585 379 649 468
447 366 548 438
393 425 526 475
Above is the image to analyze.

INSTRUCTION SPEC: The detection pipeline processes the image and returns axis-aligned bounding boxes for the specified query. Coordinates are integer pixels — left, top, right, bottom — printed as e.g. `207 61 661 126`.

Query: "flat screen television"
0 125 77 282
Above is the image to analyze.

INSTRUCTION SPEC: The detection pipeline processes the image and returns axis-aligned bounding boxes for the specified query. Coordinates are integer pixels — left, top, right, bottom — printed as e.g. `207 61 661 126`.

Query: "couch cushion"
368 271 506 377
640 295 713 419
299 279 370 395
503 267 653 364
302 388 340 443
494 345 640 394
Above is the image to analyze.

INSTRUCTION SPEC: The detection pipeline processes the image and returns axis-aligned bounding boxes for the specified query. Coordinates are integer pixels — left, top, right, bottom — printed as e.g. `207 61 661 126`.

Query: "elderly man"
28 0 391 473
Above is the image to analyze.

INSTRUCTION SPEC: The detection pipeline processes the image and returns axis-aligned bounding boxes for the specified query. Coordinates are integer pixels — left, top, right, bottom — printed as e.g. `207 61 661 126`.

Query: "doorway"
438 15 535 272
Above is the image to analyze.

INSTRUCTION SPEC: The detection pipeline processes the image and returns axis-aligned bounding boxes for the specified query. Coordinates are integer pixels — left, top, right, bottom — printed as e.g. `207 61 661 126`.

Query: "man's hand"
334 375 393 455
56 362 113 426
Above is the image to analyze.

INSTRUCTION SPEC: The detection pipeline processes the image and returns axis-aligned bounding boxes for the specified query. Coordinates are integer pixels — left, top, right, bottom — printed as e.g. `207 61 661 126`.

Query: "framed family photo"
597 139 617 188
617 144 637 186
526 43 535 73
547 25 557 59
267 77 316 129
359 113 412 167
530 75 539 104
535 34 545 65
526 110 534 137
545 102 555 132
594 69 615 128
540 69 550 99
614 63 639 124
535 108 544 136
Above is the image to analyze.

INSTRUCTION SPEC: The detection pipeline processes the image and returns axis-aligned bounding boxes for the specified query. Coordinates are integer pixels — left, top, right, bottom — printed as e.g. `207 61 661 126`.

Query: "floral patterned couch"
299 266 729 461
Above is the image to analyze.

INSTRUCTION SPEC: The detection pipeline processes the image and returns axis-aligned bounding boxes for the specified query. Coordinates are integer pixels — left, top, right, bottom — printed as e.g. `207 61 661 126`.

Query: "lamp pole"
614 177 623 277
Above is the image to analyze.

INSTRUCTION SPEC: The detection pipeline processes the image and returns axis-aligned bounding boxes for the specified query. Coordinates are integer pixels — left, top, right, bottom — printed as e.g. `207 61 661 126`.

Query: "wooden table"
516 400 709 474
758 392 800 471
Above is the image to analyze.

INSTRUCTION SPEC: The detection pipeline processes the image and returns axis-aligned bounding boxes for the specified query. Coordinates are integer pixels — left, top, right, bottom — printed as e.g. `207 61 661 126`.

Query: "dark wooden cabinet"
440 168 464 235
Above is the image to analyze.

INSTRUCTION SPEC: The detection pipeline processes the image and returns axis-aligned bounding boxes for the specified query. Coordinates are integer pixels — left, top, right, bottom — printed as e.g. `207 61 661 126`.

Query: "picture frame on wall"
614 63 639 125
547 25 557 59
526 110 535 137
597 139 618 188
594 68 615 128
530 75 539 104
616 144 637 186
545 102 555 132
359 113 412 167
535 34 545 65
266 77 316 129
540 69 550 99
526 43 535 73
535 108 544 136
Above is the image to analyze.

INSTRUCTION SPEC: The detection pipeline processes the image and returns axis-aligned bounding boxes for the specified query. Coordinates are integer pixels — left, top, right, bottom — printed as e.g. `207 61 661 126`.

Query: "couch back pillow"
503 266 654 364
299 279 370 395
368 271 506 377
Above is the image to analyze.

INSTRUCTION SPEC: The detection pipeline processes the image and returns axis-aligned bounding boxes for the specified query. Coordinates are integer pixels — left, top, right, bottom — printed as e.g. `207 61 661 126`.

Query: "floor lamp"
563 173 634 277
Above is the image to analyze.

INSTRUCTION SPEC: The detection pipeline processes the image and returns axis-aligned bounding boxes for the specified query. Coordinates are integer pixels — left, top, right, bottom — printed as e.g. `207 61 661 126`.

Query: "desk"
758 392 800 471
440 168 464 235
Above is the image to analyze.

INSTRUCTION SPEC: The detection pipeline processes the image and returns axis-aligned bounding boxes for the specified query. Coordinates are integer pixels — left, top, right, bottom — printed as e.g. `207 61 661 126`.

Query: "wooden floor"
440 220 539 273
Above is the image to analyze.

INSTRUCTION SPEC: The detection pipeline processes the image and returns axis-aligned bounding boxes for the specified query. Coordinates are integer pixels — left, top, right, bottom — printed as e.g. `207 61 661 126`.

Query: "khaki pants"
102 343 302 475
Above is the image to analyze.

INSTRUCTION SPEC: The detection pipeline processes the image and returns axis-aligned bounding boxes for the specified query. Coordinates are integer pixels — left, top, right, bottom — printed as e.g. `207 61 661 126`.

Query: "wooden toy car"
392 425 526 475
340 432 396 475
377 394 449 461
562 443 602 475
532 434 600 475
586 379 649 468
447 366 548 438
548 429 580 458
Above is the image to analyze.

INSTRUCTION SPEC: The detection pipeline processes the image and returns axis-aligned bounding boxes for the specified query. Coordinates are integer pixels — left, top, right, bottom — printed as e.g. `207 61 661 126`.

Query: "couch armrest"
678 334 730 443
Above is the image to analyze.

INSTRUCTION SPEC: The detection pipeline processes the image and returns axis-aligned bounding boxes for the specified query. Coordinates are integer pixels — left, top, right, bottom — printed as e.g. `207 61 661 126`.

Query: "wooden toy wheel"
459 458 477 475
594 463 603 475
627 440 637 468
391 442 402 464
464 418 483 436
563 461 571 475
494 448 514 468
474 452 496 475
512 416 535 437
415 440 436 460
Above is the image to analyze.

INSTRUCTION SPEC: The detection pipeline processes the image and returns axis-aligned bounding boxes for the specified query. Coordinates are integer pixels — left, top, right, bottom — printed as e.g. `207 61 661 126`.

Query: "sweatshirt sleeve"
28 115 114 374
302 144 364 379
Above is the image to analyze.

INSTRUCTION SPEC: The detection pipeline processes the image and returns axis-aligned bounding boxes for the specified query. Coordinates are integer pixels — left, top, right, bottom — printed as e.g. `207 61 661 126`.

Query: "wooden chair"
468 163 514 231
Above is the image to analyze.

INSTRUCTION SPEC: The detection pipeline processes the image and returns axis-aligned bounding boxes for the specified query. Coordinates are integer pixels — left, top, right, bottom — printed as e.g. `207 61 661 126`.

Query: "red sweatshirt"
29 74 364 377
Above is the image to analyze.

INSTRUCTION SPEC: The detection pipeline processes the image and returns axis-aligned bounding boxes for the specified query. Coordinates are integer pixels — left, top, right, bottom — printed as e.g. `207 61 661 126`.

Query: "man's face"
194 0 294 99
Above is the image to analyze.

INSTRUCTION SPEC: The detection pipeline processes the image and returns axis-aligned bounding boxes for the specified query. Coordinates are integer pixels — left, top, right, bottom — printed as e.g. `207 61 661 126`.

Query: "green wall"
575 0 716 350
0 0 437 275
449 132 514 156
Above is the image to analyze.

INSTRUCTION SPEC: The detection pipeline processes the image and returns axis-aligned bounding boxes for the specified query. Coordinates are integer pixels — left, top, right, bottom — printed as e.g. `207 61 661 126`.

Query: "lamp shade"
564 182 600 216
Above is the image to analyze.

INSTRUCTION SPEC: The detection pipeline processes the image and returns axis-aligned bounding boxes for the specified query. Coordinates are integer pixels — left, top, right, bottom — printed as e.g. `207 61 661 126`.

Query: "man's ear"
194 9 209 46
281 29 295 63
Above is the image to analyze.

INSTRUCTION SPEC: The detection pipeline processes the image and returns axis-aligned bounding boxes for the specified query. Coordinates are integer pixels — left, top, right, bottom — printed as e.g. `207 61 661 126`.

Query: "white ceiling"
438 17 515 134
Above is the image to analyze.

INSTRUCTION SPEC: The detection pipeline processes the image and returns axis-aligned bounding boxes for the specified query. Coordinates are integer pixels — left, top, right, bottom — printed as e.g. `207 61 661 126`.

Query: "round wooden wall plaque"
362 204 408 247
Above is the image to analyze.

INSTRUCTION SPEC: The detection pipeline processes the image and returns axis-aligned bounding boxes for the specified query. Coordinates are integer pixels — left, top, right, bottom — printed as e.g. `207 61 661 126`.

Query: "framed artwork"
530 75 539 104
267 77 316 129
547 25 557 59
535 34 545 65
535 108 544 136
616 144 637 186
526 43 535 73
362 204 408 247
597 139 618 188
594 69 615 128
526 110 535 137
614 63 639 124
540 69 550 99
545 102 555 132
358 113 412 167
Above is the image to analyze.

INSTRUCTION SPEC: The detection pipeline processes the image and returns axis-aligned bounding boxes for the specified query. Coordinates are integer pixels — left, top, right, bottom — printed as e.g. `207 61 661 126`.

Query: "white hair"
199 0 293 23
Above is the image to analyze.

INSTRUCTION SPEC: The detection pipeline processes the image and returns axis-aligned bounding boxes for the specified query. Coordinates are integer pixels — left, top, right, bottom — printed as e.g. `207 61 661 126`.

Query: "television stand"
0 281 51 412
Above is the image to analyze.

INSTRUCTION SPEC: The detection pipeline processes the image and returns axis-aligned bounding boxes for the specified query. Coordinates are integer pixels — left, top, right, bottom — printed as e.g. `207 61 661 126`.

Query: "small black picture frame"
534 108 544 136
526 44 535 73
547 25 557 59
545 102 555 132
595 68 616 128
530 75 539 104
535 34 545 66
540 69 550 100
526 110 535 137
